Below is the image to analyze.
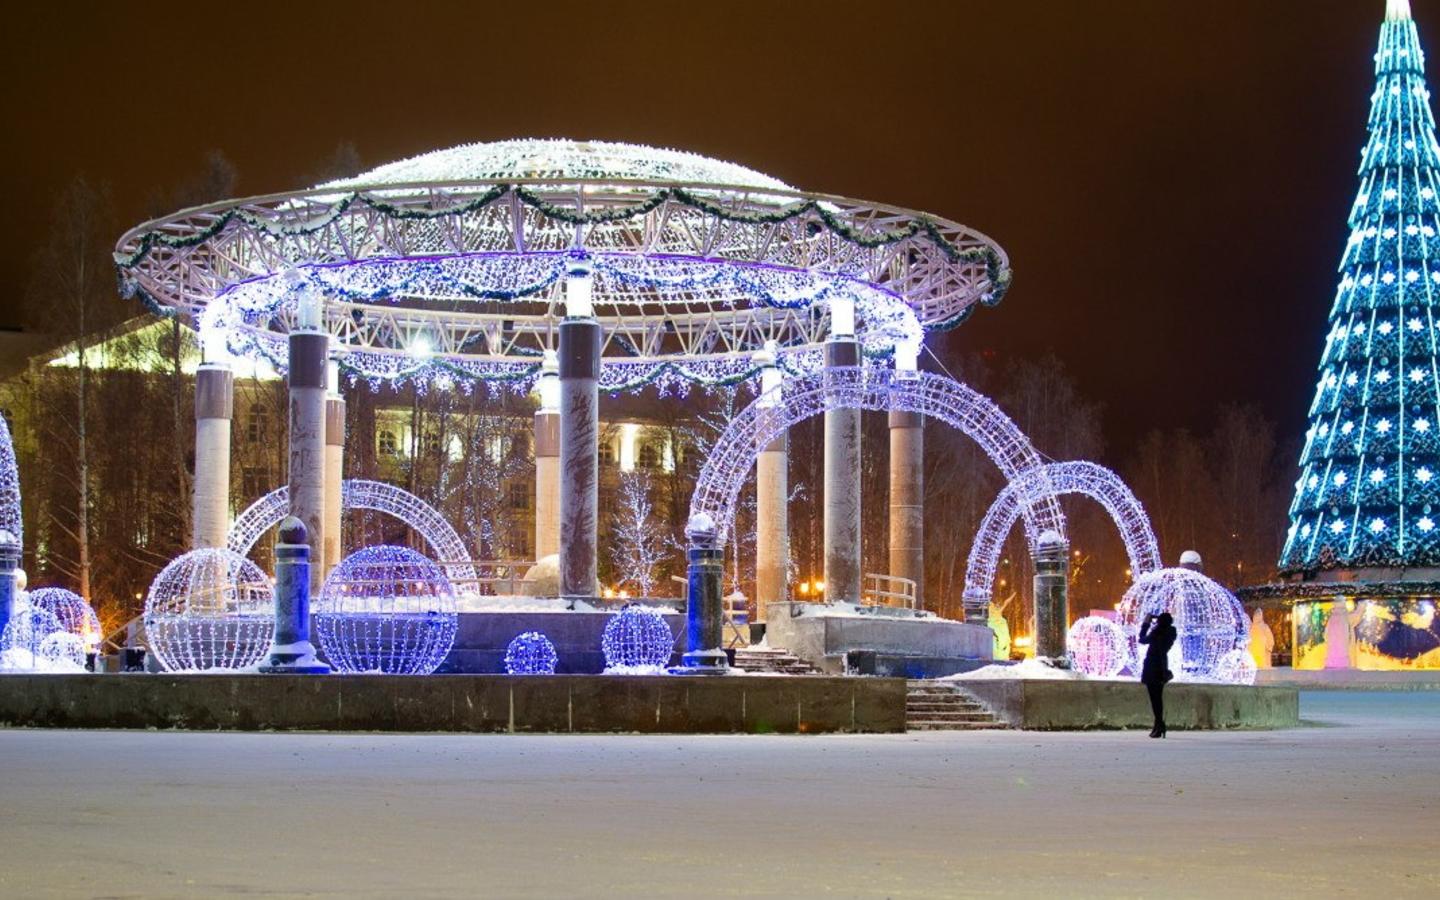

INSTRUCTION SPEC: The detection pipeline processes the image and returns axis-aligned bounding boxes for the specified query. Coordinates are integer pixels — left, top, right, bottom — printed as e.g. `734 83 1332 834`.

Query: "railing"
441 559 535 597
862 573 918 610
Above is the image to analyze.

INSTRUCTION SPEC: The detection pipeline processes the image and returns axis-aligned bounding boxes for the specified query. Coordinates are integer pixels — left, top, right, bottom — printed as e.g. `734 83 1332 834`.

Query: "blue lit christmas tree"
1281 0 1440 575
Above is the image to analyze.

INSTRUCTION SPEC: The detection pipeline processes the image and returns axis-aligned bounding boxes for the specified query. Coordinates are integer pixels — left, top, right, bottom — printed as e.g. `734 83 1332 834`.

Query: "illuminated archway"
963 461 1159 609
226 479 478 587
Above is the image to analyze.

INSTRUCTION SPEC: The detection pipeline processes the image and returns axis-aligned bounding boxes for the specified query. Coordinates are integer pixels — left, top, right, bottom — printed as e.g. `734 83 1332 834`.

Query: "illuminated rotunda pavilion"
113 139 1012 617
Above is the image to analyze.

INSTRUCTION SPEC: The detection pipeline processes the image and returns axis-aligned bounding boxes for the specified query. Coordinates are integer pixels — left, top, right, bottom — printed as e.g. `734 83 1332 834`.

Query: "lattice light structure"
315 545 458 675
0 411 20 547
1116 568 1250 681
690 367 1063 544
228 479 478 589
1067 616 1131 677
1215 648 1259 686
1281 2 1440 572
0 606 64 672
28 587 102 653
965 461 1160 609
601 605 676 671
114 139 1010 394
504 631 559 675
144 548 275 672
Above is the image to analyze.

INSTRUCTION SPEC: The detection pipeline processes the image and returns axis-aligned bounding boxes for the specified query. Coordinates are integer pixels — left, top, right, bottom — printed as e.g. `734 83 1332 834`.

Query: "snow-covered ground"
0 692 1435 898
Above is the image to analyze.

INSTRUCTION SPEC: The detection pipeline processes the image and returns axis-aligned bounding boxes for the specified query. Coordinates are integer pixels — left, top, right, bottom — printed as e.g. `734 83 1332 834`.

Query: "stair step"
903 681 1005 731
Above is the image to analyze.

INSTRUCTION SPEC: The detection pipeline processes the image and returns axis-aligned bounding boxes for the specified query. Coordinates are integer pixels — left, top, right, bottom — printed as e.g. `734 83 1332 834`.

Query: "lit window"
378 430 398 456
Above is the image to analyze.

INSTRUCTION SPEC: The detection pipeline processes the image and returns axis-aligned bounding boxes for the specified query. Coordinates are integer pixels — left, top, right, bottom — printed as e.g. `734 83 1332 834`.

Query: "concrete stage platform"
958 679 1300 730
440 609 683 674
763 602 993 675
0 674 905 735
1257 667 1440 691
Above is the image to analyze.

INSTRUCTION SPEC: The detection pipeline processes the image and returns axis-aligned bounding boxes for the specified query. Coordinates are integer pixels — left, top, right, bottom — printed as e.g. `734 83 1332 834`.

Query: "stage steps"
905 680 1006 731
732 646 821 675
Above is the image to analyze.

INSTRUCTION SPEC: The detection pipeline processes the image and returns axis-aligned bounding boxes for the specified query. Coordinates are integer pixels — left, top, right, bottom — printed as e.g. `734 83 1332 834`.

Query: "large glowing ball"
504 631 559 675
601 604 675 670
1116 568 1249 681
315 545 457 675
1214 649 1258 686
145 548 275 672
1067 616 1130 677
39 632 86 670
0 606 65 671
29 587 102 652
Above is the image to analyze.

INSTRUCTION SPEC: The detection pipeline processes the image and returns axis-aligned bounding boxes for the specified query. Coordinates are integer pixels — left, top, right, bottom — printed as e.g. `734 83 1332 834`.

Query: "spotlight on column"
200 323 232 367
539 349 560 412
565 255 594 318
295 285 324 333
829 295 855 339
895 335 921 379
326 354 341 397
409 334 434 359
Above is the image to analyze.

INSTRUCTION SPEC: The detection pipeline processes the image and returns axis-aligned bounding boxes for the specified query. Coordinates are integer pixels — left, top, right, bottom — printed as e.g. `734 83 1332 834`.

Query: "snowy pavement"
0 692 1435 899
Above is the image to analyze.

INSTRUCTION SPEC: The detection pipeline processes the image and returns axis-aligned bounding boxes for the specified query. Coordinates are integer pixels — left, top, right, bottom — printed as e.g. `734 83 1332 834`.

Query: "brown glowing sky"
0 0 1409 448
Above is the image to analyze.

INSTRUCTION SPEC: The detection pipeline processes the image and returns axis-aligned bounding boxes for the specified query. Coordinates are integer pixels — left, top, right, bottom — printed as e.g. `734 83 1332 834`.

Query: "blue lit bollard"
260 517 330 674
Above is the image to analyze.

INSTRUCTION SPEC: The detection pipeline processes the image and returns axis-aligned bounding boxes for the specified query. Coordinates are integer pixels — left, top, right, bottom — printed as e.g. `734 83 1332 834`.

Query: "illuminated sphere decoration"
1215 649 1258 686
29 587 102 652
504 631 559 675
315 545 457 675
601 604 675 671
1116 568 1249 681
1067 616 1131 677
39 631 86 670
144 548 275 672
0 606 65 671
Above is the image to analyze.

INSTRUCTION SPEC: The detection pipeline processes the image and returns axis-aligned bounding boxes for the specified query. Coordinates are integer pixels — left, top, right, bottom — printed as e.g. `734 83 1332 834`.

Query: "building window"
509 482 530 510
512 532 530 559
246 407 268 444
378 430 398 456
242 467 269 498
424 431 443 455
599 440 616 466
638 442 659 470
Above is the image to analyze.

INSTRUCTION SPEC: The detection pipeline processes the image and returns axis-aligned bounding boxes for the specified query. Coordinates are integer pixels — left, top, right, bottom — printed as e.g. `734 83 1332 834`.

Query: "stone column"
823 338 862 604
0 530 19 640
755 347 788 622
323 394 345 574
678 515 728 673
888 409 924 608
192 363 233 549
534 351 561 562
288 330 329 593
1033 530 1070 664
559 262 600 599
260 517 329 673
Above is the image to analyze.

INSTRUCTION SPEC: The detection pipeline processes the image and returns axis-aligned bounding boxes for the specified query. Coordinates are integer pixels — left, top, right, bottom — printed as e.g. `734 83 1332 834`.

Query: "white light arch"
226 479 478 587
689 365 1065 549
963 460 1160 611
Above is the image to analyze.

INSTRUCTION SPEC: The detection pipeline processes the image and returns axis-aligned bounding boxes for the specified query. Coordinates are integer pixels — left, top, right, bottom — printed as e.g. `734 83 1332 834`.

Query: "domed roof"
321 139 794 193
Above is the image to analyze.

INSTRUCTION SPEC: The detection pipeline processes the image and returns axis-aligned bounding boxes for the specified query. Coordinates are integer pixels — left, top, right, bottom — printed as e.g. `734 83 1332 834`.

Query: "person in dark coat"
1138 612 1176 738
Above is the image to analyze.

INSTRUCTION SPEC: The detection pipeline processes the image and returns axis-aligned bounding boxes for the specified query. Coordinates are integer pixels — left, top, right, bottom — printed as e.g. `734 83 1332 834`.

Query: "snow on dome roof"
321 139 795 193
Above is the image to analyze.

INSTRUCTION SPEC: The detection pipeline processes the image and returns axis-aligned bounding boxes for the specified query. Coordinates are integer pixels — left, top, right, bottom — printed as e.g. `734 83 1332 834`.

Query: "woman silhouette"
1138 612 1176 738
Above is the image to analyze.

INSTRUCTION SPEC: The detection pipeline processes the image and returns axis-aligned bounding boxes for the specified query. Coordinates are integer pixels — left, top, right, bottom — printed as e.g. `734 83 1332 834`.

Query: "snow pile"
602 664 670 676
950 658 1130 682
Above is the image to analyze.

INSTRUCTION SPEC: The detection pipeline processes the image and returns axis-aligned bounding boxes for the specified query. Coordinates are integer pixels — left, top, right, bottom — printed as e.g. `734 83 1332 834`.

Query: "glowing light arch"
689 365 1065 549
226 479 478 587
963 461 1160 610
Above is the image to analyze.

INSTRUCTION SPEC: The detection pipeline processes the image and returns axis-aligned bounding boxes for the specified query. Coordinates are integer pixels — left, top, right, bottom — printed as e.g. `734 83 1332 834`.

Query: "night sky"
0 0 1412 450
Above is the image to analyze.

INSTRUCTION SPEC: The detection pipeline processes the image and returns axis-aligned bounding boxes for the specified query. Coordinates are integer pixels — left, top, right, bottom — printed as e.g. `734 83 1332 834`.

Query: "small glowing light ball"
145 548 274 672
1067 616 1130 677
29 587 102 652
39 631 86 670
1116 568 1249 681
1215 649 1258 685
315 545 457 675
601 604 675 670
0 606 65 671
504 631 559 675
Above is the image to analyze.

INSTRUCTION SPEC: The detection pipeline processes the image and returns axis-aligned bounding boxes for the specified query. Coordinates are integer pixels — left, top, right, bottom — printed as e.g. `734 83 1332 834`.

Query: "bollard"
1033 530 1070 666
676 513 728 674
0 529 18 640
260 517 330 674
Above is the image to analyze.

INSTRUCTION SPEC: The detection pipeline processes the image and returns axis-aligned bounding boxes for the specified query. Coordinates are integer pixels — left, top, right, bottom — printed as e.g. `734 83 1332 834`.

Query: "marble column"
559 263 600 599
288 330 329 593
534 351 561 562
323 394 345 574
755 348 788 622
192 363 233 549
888 409 924 608
823 338 862 604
